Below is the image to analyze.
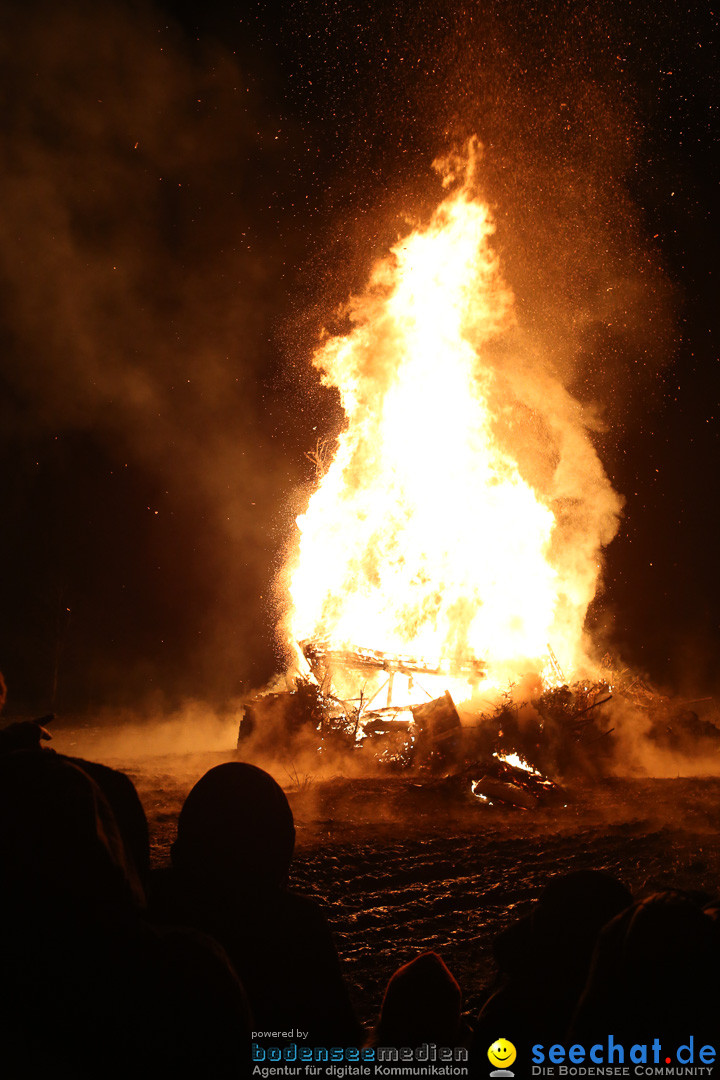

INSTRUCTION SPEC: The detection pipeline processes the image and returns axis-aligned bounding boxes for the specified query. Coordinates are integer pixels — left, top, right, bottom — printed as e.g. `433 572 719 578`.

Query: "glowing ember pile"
493 750 544 776
468 750 560 809
280 141 622 717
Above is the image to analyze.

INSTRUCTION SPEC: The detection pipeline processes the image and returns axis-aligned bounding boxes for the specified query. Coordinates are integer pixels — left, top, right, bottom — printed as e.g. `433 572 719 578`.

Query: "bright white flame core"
494 750 541 775
282 146 621 700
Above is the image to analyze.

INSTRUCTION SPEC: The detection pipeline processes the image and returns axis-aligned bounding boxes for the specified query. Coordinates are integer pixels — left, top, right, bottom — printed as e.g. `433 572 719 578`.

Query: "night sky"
0 0 717 715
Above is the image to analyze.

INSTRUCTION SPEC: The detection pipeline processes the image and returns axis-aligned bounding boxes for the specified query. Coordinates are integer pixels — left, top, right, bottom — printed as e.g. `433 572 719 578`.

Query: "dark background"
0 0 717 715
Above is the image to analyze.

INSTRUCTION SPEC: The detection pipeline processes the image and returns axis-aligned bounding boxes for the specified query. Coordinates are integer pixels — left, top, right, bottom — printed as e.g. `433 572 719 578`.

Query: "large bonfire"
280 141 623 719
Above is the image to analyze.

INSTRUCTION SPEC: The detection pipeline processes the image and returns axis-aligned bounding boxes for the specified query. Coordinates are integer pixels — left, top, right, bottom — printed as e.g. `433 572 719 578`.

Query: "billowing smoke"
0 0 302 710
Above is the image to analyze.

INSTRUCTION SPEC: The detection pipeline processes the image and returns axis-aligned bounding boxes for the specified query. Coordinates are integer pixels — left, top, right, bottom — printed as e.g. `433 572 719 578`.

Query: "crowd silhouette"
1 705 719 1076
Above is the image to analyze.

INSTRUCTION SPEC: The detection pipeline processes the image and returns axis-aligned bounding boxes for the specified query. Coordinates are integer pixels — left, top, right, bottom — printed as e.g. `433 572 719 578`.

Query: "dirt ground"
50 723 720 1026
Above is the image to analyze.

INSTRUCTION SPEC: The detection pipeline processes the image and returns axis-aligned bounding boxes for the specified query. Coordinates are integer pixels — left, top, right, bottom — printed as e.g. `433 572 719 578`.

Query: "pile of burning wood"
237 644 719 805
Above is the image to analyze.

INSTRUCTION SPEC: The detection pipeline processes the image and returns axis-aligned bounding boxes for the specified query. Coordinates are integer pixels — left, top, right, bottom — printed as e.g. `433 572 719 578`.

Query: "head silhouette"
374 952 462 1046
574 891 720 1039
171 762 295 889
495 870 632 978
0 750 143 918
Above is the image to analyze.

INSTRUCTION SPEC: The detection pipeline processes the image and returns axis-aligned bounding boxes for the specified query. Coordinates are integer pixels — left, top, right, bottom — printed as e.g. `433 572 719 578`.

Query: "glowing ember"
281 141 622 703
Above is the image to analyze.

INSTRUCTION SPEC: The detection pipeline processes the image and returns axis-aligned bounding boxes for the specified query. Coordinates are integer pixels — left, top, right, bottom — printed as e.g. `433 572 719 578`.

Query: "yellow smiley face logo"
488 1039 517 1069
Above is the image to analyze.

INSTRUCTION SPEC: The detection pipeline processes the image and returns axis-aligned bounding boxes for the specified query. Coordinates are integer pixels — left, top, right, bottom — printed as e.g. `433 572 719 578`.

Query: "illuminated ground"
50 725 720 1025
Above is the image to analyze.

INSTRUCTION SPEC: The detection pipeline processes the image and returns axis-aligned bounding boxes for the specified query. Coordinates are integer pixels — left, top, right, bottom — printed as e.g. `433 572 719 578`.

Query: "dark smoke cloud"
0 0 306 709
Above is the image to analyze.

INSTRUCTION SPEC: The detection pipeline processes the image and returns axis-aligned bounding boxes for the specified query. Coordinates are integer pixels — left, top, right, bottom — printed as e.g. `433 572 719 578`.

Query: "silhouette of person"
472 870 632 1053
368 951 469 1048
571 890 720 1044
0 750 250 1075
150 761 362 1043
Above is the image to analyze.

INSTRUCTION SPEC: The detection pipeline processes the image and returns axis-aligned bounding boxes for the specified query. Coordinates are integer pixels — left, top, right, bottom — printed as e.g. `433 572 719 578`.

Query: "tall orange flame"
282 144 622 701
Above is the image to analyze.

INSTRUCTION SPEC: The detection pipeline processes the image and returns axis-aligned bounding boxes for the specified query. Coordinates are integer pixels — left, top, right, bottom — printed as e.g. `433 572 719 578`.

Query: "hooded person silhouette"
571 890 720 1045
471 869 632 1055
150 761 362 1044
368 951 467 1048
0 751 250 1075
